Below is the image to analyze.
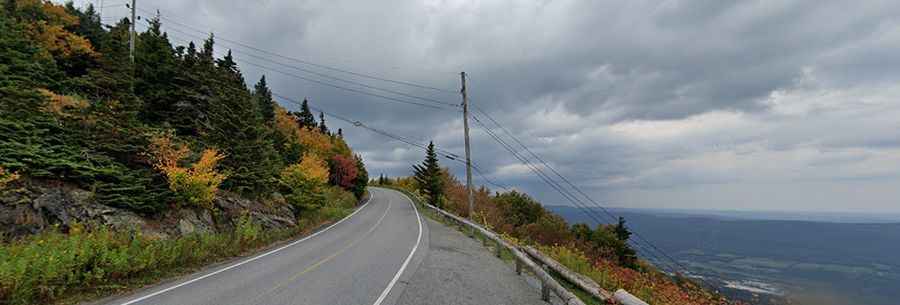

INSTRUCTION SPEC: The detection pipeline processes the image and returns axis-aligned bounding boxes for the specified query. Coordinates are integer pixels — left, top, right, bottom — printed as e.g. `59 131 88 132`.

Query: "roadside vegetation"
375 142 736 305
0 1 367 304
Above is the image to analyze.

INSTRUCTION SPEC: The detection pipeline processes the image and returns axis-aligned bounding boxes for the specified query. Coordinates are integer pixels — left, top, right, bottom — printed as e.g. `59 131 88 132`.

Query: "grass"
0 188 361 305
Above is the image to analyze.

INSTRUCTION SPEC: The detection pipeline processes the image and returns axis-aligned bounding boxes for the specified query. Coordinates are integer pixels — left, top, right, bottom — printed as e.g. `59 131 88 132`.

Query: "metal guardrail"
421 202 586 305
523 246 650 305
388 187 652 305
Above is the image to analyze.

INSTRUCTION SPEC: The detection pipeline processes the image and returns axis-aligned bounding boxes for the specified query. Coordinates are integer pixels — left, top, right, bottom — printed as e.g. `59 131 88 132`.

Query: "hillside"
379 142 740 305
0 1 367 304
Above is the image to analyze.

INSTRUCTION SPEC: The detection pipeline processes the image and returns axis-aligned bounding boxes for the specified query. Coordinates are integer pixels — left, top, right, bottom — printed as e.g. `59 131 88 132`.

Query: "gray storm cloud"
82 0 900 212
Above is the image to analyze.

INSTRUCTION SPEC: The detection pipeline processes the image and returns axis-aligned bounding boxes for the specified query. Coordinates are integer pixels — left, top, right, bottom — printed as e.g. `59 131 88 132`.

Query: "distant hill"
547 206 900 305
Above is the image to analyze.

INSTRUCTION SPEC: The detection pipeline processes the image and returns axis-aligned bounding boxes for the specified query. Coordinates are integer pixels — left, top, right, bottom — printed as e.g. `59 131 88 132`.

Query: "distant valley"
547 206 900 305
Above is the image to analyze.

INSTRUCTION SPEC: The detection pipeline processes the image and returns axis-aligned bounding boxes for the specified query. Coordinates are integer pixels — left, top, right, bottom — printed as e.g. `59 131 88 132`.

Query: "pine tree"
413 141 444 207
318 111 329 134
295 98 316 129
254 75 275 123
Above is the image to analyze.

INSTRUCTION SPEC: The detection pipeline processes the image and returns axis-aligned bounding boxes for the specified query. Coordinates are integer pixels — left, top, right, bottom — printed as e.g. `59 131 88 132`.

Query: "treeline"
380 143 734 305
0 0 367 215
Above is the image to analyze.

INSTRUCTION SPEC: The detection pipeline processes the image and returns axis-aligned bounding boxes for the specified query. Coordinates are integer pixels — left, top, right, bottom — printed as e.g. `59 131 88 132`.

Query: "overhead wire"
466 112 681 273
156 30 455 111
136 7 457 94
470 106 717 288
159 26 459 109
270 93 505 190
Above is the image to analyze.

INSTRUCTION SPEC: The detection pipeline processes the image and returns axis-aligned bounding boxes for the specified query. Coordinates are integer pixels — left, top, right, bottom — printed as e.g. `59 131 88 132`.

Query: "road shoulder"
393 215 558 305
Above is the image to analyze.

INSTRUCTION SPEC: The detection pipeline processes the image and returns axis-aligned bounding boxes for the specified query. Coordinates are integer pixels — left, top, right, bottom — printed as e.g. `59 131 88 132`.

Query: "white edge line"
117 190 377 305
372 189 423 305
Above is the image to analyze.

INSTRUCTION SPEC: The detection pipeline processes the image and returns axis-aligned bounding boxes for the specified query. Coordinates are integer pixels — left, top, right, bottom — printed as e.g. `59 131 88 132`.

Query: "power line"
470 107 717 289
136 7 457 94
270 92 505 190
157 30 455 111
159 25 459 109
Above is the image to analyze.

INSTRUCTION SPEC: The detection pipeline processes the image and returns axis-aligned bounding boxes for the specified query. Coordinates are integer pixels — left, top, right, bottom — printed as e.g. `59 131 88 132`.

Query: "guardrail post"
495 240 503 257
515 259 523 275
541 281 551 301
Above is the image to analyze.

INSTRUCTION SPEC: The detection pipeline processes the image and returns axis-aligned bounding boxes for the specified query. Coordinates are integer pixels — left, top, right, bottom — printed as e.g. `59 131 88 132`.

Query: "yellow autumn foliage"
147 132 227 209
281 153 329 186
274 106 301 139
0 166 20 189
297 127 334 157
279 153 330 211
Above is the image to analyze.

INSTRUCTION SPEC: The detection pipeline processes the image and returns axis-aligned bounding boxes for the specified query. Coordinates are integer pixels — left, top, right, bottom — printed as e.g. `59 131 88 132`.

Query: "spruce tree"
254 75 275 123
295 98 316 129
613 217 638 268
413 141 444 207
135 16 178 125
614 217 631 241
351 154 368 199
319 111 329 134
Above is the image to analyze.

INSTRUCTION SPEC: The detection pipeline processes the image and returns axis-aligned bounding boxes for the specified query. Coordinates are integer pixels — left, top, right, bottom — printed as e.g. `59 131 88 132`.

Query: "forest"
0 1 367 303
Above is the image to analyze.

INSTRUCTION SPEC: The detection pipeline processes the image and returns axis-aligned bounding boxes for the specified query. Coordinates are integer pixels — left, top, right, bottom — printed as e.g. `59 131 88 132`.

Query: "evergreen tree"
351 154 368 199
413 141 444 207
199 37 281 197
612 217 638 268
318 111 329 134
295 98 316 128
614 217 632 241
135 16 179 125
254 75 275 123
337 128 342 138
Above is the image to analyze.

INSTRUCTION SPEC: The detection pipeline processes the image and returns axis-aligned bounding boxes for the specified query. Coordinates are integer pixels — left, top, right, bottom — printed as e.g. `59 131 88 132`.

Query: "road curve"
96 187 423 305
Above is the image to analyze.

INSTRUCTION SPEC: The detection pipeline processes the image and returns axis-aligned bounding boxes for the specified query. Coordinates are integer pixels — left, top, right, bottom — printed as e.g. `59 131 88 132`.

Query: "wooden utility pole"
461 72 474 220
129 0 136 63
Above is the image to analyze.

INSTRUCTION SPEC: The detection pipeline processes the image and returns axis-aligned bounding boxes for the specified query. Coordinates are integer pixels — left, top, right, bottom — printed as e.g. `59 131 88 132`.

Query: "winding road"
94 187 555 305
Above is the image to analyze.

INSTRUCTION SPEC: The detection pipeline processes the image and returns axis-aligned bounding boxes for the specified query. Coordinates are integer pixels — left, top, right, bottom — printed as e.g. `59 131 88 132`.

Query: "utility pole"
129 0 136 63
461 72 475 220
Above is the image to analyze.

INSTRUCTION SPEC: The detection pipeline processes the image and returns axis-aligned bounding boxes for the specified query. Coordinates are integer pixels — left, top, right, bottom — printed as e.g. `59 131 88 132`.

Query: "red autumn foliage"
329 154 357 189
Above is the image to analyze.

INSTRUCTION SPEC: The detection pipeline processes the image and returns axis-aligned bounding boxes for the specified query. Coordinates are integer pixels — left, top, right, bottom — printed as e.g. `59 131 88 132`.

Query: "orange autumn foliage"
38 89 89 118
274 105 335 157
14 0 97 60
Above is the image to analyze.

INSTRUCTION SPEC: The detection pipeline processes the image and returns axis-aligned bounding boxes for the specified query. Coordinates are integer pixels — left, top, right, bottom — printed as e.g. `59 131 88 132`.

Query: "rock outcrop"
0 178 299 239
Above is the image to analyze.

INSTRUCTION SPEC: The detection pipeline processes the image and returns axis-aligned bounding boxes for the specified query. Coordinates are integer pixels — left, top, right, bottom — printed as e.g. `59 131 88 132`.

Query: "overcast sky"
79 0 900 213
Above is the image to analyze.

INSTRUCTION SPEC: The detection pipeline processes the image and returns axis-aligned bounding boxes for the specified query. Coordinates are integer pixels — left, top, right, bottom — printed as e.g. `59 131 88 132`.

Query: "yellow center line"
243 196 393 304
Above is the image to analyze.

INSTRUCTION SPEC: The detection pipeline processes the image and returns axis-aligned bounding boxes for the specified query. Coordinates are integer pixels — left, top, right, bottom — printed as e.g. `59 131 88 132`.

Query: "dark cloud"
77 0 900 212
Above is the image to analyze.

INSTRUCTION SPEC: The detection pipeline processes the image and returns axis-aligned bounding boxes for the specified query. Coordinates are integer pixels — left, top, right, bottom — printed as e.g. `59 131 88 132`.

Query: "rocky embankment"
0 179 298 239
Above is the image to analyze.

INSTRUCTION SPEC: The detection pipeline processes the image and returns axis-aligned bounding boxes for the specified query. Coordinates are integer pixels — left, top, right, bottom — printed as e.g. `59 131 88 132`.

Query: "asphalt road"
94 187 556 305
97 187 424 305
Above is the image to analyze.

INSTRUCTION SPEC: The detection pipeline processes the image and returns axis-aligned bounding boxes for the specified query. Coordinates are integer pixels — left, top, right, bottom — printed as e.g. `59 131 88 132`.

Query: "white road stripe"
372 189 424 305
116 190 377 305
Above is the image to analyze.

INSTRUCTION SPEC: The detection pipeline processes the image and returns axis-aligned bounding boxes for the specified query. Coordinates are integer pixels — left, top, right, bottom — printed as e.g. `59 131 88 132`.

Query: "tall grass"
0 189 359 305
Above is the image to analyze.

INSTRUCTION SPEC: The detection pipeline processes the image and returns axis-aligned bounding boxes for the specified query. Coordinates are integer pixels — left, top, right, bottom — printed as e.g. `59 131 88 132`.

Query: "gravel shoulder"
394 214 563 305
